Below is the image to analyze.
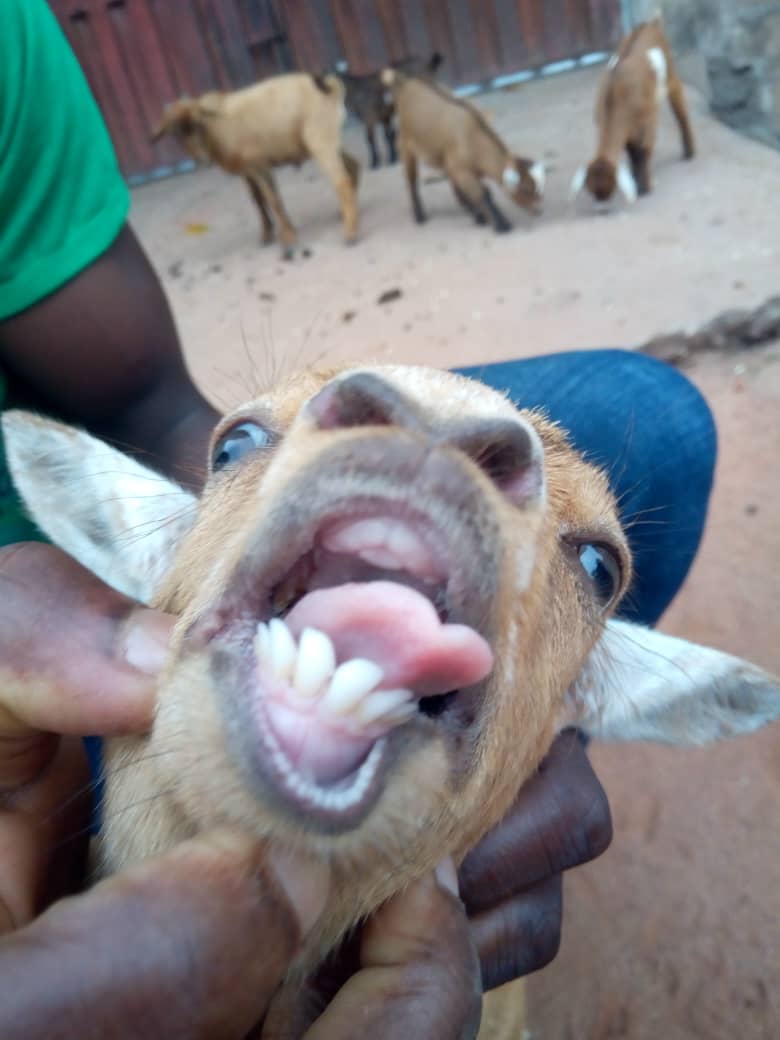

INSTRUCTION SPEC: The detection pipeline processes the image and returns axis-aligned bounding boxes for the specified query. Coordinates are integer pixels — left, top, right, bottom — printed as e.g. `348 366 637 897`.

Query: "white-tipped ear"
616 161 638 203
502 165 521 190
529 161 546 194
2 411 198 604
570 166 587 201
566 619 780 746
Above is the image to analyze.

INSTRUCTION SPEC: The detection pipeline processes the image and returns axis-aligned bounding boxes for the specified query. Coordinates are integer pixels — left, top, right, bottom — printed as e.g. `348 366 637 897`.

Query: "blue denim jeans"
457 350 717 627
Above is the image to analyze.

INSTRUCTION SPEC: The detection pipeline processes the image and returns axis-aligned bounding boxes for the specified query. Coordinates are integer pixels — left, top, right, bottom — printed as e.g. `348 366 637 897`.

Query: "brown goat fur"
151 73 360 259
382 71 545 233
4 365 779 1038
574 16 695 204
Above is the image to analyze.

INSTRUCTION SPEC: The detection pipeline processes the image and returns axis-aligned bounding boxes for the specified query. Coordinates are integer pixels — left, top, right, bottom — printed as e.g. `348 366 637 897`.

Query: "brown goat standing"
572 16 695 204
382 70 544 232
152 73 360 259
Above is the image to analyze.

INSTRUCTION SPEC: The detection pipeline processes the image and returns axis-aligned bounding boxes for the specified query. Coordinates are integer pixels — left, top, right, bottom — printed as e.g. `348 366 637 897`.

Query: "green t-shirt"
0 0 130 543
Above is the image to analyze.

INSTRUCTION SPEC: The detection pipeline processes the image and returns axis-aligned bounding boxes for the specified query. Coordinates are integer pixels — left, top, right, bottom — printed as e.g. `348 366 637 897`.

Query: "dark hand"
459 728 613 989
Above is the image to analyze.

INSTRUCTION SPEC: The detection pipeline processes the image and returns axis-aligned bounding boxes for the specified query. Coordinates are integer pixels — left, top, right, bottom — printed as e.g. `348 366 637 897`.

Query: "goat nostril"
451 420 543 506
307 372 426 432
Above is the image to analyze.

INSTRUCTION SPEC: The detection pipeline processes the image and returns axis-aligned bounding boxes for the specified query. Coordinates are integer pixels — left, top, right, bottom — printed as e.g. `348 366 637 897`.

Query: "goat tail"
312 73 345 99
380 68 397 88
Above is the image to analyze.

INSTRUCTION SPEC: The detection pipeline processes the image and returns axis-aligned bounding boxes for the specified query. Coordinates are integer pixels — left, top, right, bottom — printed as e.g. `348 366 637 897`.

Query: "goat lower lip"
213 635 396 829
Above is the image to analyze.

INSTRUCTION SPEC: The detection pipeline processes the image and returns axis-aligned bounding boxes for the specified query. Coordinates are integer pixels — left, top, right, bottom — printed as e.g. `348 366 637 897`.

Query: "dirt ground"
130 66 780 1038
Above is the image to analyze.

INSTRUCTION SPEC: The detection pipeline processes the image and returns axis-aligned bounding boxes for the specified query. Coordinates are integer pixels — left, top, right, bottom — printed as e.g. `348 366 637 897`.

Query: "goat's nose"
308 372 427 433
448 418 544 507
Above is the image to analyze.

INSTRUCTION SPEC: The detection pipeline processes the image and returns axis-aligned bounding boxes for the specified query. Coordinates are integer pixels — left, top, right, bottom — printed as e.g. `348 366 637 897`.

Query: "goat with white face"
3 364 777 1039
572 17 695 209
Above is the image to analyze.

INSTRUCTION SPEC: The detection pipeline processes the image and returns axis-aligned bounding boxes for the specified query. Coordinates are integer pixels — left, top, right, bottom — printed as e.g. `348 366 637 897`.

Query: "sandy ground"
130 65 780 1038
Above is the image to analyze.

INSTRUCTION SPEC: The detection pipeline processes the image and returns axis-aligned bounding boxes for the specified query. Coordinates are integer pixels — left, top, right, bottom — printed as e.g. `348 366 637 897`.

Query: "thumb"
305 858 482 1040
0 543 172 737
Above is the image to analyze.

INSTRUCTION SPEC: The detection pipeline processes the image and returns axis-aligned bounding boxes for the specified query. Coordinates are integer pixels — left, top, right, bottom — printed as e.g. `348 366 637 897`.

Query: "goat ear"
1 411 198 605
616 162 638 203
150 113 171 142
502 164 521 190
570 166 587 200
151 103 182 142
565 619 780 746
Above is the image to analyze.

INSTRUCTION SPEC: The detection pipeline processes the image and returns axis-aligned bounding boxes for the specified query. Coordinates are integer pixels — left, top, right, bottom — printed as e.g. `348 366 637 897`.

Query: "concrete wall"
625 1 780 148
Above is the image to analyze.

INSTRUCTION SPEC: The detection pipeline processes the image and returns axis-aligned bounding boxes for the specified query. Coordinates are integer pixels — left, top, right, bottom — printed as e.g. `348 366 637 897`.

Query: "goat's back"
599 19 670 123
394 77 499 169
208 73 347 166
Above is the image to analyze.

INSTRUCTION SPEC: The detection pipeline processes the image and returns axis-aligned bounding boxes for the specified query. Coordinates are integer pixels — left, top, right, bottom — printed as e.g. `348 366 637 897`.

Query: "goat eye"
577 543 621 606
212 421 273 470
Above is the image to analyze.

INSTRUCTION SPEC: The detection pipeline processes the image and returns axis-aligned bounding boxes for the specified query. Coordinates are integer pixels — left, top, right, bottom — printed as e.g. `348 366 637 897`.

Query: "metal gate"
50 0 623 183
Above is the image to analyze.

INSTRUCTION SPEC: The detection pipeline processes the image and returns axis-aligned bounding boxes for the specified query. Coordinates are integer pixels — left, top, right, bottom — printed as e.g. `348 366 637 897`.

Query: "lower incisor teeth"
356 688 414 726
322 658 384 714
255 622 415 727
294 627 336 697
268 618 296 680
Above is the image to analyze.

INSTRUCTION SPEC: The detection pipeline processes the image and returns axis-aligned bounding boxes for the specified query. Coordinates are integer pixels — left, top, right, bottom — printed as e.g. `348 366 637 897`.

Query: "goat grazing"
382 70 544 232
572 15 695 205
340 52 444 169
5 364 779 1038
152 73 360 259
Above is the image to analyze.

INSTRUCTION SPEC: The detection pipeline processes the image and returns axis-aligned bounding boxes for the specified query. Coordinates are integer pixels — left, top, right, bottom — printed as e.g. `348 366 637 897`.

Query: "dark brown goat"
340 52 444 169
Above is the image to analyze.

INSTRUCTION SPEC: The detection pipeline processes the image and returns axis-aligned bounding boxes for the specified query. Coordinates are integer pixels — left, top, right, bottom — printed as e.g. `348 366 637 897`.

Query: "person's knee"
596 350 716 485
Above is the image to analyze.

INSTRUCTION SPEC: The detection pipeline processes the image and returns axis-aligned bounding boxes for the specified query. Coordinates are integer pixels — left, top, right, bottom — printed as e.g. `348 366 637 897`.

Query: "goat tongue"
257 582 492 787
285 580 492 695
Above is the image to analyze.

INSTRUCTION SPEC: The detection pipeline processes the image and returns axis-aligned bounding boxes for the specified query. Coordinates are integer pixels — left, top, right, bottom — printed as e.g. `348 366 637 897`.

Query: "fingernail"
267 847 330 936
434 856 460 897
122 610 175 676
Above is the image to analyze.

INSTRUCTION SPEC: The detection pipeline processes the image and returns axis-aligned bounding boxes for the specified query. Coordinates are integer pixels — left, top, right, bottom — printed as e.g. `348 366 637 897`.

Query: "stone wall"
625 1 780 148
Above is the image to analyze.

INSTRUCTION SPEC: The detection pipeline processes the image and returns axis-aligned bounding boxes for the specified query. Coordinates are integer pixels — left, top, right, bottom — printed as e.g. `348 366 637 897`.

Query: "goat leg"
340 151 361 190
626 143 651 196
310 147 360 243
402 146 427 224
251 169 297 260
452 183 487 225
449 165 511 232
383 120 398 165
482 188 512 233
669 80 695 159
365 122 381 170
244 176 275 245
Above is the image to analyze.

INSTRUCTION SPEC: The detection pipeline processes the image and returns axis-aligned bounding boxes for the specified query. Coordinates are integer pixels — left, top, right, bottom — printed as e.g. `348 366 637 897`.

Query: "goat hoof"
281 246 295 262
414 211 427 225
260 232 275 247
494 222 513 234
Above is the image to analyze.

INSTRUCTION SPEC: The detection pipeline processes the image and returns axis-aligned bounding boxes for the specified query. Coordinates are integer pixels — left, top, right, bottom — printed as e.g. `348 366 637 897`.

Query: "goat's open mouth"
213 505 494 827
